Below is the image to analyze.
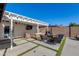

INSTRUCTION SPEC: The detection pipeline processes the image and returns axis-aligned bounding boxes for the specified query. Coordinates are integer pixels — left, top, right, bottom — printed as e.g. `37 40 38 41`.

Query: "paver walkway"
23 46 56 56
61 38 79 56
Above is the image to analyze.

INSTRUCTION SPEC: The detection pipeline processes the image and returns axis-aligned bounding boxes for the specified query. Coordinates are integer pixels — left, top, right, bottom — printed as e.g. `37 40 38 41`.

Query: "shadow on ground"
0 39 16 49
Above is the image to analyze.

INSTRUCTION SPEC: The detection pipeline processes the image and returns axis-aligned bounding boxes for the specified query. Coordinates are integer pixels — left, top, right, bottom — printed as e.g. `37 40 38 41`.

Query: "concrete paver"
14 39 28 45
5 42 37 56
33 40 60 49
61 38 79 56
0 38 58 56
23 46 56 56
0 49 5 56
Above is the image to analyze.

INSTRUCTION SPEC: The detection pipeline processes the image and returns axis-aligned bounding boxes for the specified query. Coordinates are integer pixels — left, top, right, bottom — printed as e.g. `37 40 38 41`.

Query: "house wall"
0 21 38 39
13 23 38 38
0 21 10 40
25 24 37 34
13 23 26 38
0 23 3 40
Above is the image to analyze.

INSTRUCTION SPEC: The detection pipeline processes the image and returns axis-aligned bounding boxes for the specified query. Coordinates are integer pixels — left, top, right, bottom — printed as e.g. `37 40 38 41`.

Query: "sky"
5 3 79 26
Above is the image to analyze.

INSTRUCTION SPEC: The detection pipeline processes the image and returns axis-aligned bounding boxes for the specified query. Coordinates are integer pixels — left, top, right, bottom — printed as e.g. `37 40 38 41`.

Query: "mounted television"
26 25 33 30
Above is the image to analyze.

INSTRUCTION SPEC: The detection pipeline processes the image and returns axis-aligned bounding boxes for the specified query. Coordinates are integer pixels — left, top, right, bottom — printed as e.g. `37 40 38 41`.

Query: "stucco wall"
25 24 37 34
0 23 3 40
13 23 26 38
0 21 38 39
0 21 10 40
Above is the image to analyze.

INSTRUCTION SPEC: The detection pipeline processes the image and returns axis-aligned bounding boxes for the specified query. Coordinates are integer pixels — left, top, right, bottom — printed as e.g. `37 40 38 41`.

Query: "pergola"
2 11 49 49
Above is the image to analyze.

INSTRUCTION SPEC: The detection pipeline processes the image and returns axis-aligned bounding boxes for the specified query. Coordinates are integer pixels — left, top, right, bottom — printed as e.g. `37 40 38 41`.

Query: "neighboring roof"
2 11 48 26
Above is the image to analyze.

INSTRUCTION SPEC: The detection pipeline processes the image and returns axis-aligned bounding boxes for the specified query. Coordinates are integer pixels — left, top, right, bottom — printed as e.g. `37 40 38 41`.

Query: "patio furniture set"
33 31 64 44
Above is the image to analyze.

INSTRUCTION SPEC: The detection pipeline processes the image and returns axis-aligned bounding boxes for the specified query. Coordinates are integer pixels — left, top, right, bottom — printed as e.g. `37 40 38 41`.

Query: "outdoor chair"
51 35 58 44
56 34 64 43
25 33 31 39
35 33 42 41
75 35 79 40
42 33 56 44
41 31 57 44
40 35 45 40
31 34 36 39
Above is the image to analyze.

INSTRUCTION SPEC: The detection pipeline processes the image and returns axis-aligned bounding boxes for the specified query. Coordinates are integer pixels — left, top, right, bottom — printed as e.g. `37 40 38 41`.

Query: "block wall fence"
39 26 79 37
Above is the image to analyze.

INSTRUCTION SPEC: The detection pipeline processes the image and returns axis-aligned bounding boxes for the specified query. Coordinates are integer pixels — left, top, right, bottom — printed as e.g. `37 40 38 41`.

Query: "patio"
0 38 60 56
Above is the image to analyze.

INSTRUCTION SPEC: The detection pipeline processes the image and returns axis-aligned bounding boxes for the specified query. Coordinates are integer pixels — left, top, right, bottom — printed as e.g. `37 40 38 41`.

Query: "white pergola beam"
4 11 49 26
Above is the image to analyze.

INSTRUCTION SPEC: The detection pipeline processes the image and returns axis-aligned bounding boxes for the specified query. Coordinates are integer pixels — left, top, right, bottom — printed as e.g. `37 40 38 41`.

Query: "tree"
69 22 79 27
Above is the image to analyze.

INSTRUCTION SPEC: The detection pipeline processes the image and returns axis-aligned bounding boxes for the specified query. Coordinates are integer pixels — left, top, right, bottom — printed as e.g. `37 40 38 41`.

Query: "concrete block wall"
50 26 69 37
70 27 79 37
39 27 47 34
39 26 79 37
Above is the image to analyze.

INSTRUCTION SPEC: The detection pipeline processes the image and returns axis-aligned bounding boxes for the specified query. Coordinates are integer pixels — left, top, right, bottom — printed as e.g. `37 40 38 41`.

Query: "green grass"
56 37 66 56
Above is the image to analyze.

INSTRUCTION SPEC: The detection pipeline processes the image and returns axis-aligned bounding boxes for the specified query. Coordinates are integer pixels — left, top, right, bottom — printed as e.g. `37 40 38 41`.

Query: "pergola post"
37 24 39 33
10 19 13 49
46 25 49 31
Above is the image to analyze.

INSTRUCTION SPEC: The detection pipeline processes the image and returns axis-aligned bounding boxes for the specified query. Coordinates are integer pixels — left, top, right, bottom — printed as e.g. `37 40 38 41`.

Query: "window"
4 26 10 34
26 25 33 30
